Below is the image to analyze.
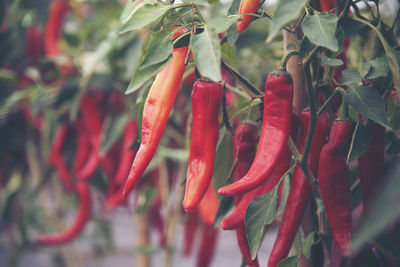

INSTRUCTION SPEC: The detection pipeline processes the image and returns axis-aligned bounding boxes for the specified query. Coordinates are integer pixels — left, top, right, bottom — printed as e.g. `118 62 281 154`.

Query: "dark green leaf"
372 234 400 260
347 119 370 163
139 30 174 69
364 56 390 79
352 160 400 250
228 0 241 16
302 11 339 52
302 232 317 259
227 23 239 46
277 255 299 267
341 69 362 85
245 190 277 259
126 55 172 94
119 3 171 35
267 0 308 42
213 196 234 228
208 16 239 34
318 53 343 66
299 37 315 59
345 86 390 128
100 114 130 156
191 26 221 81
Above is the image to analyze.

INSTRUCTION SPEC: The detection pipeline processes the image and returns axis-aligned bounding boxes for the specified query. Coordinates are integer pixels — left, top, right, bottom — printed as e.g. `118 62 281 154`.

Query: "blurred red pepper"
44 0 69 58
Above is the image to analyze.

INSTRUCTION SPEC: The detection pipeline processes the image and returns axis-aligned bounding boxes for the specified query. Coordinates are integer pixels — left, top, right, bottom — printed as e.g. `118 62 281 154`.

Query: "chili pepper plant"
0 0 400 266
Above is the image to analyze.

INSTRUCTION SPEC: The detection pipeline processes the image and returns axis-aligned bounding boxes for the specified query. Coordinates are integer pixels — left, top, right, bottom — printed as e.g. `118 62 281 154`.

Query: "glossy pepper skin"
44 0 69 57
237 0 260 33
218 71 293 196
123 34 188 196
35 182 91 245
358 123 385 214
318 119 355 256
268 112 329 267
182 81 223 211
197 182 220 226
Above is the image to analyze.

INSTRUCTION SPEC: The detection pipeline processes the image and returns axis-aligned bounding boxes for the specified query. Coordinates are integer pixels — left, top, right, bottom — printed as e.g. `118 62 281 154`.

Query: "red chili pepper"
220 147 292 230
75 96 103 180
196 225 219 267
25 25 43 60
149 196 166 246
35 182 91 245
182 81 223 211
44 0 69 57
197 182 220 226
237 0 260 33
318 119 355 256
72 119 91 173
123 31 188 196
48 123 74 192
183 211 200 256
358 122 385 214
268 112 329 267
218 71 293 196
236 226 259 267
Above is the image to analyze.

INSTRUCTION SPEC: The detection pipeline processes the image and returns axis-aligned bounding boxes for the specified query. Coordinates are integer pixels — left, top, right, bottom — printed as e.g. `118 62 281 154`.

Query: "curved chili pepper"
318 119 355 256
196 225 219 267
220 147 292 230
358 122 385 214
319 0 334 12
183 211 200 256
25 25 43 60
237 0 260 33
182 81 223 211
268 112 329 267
48 123 74 192
236 226 259 267
75 96 103 180
218 71 293 196
35 182 91 245
44 0 69 57
123 33 188 196
197 182 220 226
73 119 90 173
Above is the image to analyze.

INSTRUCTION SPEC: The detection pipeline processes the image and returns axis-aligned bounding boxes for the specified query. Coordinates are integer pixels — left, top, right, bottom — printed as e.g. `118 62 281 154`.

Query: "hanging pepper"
196 225 219 267
197 182 220 226
218 71 293 196
123 29 188 196
182 81 223 211
237 0 260 33
72 119 91 173
268 112 329 267
75 95 103 180
25 25 43 61
48 123 74 192
35 182 91 245
318 119 355 256
183 211 200 256
358 122 385 214
44 0 69 57
236 226 259 267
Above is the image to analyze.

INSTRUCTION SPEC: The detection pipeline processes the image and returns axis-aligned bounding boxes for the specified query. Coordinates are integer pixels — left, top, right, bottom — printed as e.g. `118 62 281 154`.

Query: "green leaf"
183 0 209 6
157 147 188 162
347 119 370 163
344 86 390 128
267 0 308 42
120 1 144 24
341 69 362 85
228 0 241 16
245 190 277 259
191 26 221 82
208 16 239 34
301 11 339 52
372 234 400 260
277 255 299 267
302 232 317 259
213 196 234 228
352 160 400 250
318 53 343 66
100 114 130 156
364 56 390 79
119 3 171 35
227 23 239 46
139 29 174 69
